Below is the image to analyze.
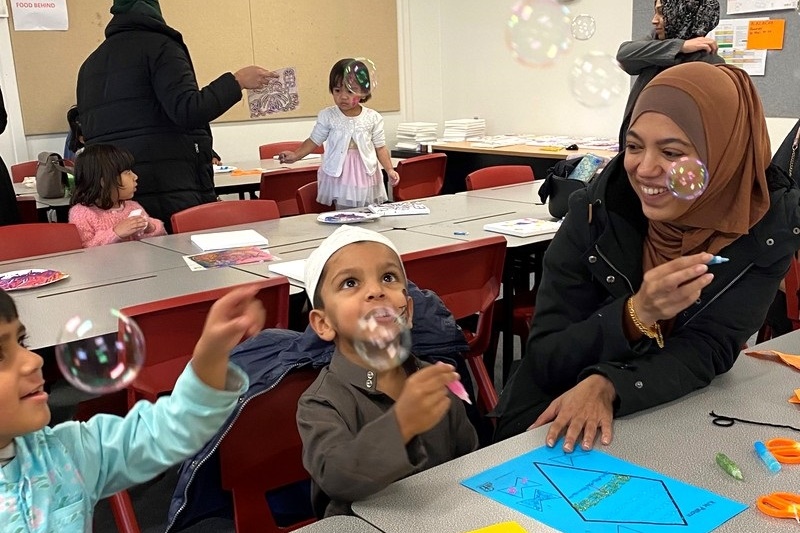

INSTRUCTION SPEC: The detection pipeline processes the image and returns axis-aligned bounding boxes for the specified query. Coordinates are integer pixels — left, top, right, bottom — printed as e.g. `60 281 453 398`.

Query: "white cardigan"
310 105 386 177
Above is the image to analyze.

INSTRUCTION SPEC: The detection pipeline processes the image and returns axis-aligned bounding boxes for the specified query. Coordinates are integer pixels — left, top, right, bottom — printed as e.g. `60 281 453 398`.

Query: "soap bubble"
55 310 145 394
569 51 628 107
506 0 572 67
571 14 596 40
353 307 411 371
666 157 709 200
344 58 377 98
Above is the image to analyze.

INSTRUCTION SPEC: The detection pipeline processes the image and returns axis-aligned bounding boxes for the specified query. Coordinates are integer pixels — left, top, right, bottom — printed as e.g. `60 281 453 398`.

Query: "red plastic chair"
220 367 320 533
0 222 83 261
10 160 37 183
121 277 290 408
401 236 507 413
170 199 280 233
392 153 447 201
295 182 331 214
258 141 324 160
465 165 534 191
259 167 318 217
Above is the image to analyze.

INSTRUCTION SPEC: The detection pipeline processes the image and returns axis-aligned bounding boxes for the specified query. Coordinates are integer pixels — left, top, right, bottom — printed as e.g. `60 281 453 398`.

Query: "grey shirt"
297 351 478 517
616 36 724 147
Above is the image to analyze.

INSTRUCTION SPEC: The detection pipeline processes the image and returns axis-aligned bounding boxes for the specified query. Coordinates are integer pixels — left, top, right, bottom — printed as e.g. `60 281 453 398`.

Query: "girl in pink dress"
279 58 400 208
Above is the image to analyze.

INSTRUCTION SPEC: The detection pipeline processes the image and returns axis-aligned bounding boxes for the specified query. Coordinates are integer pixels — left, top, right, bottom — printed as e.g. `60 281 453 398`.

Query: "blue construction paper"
461 443 747 533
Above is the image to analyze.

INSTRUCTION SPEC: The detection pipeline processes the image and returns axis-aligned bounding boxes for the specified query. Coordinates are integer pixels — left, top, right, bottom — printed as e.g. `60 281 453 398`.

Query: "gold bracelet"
627 297 664 348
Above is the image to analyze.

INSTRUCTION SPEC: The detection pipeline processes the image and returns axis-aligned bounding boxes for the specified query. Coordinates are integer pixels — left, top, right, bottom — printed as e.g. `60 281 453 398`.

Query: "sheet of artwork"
461 444 746 533
247 67 299 118
183 246 275 271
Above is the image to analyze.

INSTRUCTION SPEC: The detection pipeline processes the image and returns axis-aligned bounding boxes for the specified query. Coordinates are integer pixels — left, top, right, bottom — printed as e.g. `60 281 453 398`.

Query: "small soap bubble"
353 307 411 371
666 157 709 200
571 14 596 40
506 0 572 68
55 310 145 394
344 58 377 98
568 51 628 107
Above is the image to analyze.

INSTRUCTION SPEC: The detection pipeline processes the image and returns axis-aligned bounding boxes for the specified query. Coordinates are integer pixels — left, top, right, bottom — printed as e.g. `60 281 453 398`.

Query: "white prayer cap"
304 225 404 308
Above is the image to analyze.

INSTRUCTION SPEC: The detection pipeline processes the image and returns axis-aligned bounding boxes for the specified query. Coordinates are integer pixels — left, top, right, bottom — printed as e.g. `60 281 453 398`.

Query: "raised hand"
394 362 458 442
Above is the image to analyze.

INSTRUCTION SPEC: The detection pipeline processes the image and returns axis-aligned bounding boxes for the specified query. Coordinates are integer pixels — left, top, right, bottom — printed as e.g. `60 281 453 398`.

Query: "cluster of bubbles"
568 51 628 108
353 307 412 371
56 310 145 394
505 0 624 108
344 58 378 98
666 157 709 200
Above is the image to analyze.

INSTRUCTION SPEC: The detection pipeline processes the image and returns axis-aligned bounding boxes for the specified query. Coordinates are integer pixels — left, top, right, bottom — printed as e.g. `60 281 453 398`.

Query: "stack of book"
442 118 486 142
395 122 438 151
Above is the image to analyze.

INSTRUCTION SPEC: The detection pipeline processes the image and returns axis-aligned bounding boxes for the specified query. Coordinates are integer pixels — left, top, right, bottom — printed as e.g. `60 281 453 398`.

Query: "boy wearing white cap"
297 225 478 517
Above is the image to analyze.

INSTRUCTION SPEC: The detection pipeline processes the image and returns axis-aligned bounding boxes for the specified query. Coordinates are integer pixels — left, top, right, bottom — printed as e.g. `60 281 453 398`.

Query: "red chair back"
10 160 37 183
259 141 324 160
220 367 320 533
401 236 507 413
392 153 447 201
466 165 534 191
0 223 83 261
121 277 290 407
259 167 318 217
170 199 280 233
295 182 331 214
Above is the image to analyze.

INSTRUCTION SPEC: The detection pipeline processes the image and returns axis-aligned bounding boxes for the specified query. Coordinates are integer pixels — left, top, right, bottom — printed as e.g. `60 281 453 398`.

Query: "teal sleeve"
52 363 248 502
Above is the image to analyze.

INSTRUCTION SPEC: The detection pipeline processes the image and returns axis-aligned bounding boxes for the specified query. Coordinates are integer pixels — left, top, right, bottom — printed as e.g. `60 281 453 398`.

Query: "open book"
483 218 561 238
367 202 430 216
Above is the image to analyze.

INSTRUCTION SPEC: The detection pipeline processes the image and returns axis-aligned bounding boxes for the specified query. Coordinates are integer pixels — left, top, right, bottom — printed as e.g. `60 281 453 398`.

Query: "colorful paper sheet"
745 349 800 371
183 247 274 271
461 444 746 533
465 522 528 533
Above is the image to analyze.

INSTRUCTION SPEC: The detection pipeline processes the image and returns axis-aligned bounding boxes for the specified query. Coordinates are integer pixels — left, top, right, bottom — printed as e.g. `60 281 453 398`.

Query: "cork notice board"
10 0 400 135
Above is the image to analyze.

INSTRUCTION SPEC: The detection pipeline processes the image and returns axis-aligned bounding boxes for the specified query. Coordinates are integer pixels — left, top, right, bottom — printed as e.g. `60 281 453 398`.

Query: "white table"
214 157 405 197
293 515 381 532
14 265 266 350
457 180 544 205
354 332 800 532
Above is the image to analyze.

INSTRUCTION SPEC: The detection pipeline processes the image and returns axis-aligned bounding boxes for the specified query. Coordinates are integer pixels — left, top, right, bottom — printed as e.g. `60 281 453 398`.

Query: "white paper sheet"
190 229 269 251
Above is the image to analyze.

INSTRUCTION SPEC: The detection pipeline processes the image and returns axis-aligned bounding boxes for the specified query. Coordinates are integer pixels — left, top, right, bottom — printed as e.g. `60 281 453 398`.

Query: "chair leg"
109 490 141 533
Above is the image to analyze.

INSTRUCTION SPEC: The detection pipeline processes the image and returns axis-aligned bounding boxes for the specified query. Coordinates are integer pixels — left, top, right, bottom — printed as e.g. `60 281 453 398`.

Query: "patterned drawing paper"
247 67 299 118
462 444 746 533
184 247 275 270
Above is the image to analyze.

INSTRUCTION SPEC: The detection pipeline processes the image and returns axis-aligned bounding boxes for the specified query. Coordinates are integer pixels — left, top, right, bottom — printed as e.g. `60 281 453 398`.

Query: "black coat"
495 154 800 438
0 86 20 226
772 119 800 184
76 13 242 231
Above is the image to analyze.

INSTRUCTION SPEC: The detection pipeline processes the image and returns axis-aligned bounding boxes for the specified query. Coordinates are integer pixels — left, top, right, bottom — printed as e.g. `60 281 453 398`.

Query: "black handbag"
538 158 584 219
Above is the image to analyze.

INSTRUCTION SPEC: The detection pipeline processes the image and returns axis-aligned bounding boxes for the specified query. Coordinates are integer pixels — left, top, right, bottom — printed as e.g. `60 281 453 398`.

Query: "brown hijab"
629 62 771 271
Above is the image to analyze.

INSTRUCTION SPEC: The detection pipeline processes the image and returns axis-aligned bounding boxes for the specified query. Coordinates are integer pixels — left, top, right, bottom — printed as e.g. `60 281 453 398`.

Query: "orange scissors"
757 492 800 522
765 438 800 464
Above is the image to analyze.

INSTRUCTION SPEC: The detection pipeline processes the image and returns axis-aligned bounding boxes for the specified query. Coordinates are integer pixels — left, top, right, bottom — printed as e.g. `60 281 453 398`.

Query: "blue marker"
454 231 469 236
707 256 729 265
755 441 781 473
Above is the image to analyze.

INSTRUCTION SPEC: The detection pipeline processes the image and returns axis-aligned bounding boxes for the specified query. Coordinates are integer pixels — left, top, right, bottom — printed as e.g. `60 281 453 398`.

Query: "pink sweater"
68 201 167 247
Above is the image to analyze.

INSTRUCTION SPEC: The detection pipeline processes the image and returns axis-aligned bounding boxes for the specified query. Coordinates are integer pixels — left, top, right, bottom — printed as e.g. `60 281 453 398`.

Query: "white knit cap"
304 225 404 308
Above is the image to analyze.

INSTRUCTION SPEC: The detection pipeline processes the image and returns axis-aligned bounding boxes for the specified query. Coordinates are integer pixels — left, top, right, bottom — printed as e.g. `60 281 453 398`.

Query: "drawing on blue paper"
461 444 746 533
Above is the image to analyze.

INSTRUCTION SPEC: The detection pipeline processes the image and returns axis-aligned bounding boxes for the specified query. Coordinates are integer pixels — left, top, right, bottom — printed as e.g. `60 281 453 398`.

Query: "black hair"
70 144 136 210
328 58 372 103
66 106 84 154
0 290 19 322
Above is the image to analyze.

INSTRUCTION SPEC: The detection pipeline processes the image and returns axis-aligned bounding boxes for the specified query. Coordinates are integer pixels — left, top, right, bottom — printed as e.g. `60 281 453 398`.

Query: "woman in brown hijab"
495 63 800 449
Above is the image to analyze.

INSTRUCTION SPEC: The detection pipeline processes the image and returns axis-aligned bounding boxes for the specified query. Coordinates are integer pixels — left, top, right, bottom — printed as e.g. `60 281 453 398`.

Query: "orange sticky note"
747 19 785 50
746 349 800 371
465 522 528 533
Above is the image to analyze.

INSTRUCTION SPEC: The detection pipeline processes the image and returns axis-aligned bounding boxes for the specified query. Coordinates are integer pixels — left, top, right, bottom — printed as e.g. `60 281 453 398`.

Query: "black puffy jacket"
77 13 242 231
